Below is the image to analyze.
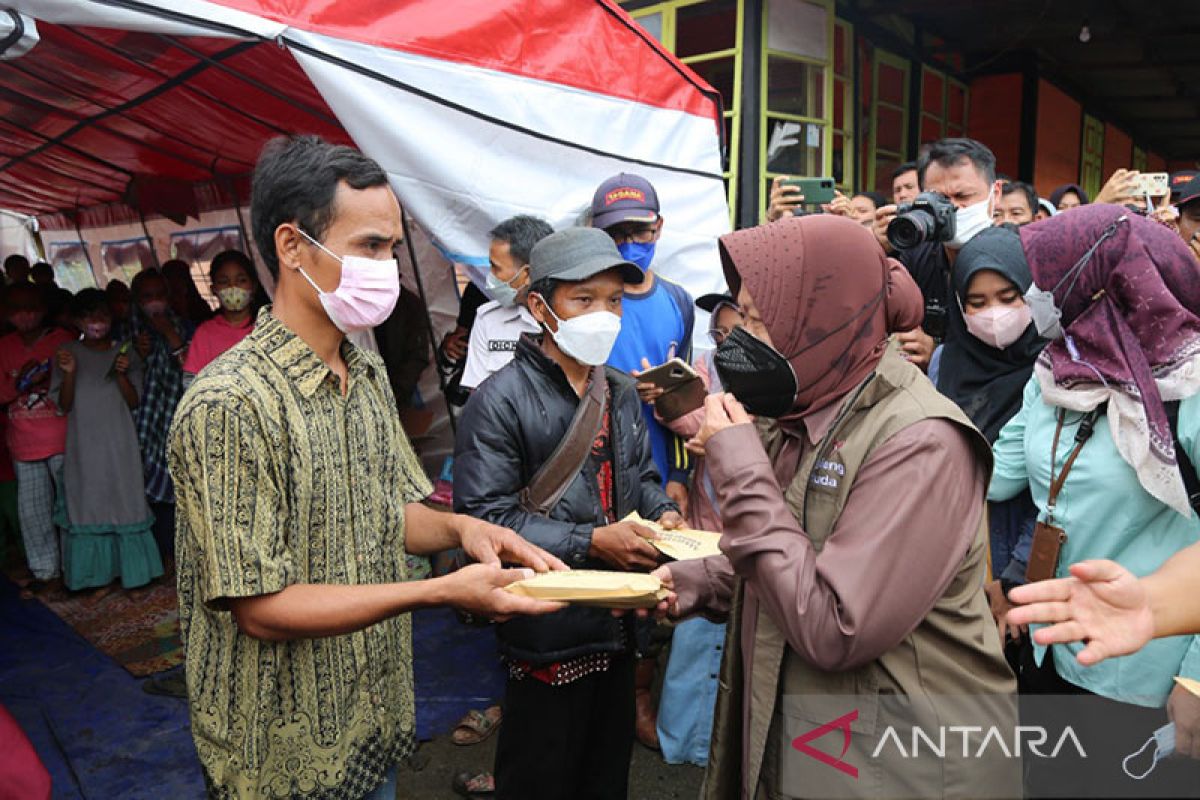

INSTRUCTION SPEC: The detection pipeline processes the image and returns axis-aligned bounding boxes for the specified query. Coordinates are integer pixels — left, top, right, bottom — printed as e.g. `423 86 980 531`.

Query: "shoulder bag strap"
519 365 608 515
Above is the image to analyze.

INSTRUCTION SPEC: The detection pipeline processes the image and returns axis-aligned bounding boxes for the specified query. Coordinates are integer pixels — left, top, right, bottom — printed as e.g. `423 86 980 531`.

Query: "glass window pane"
767 0 828 61
832 133 847 186
48 241 96 293
948 83 966 127
765 118 825 175
634 12 663 44
100 238 153 285
676 1 737 58
874 155 902 195
876 105 904 154
922 69 944 115
921 115 942 146
689 56 737 111
833 78 846 128
877 62 905 106
767 56 824 117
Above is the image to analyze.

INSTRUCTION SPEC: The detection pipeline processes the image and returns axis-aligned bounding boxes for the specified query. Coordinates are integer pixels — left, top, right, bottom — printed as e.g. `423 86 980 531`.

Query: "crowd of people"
5 130 1200 800
0 252 264 600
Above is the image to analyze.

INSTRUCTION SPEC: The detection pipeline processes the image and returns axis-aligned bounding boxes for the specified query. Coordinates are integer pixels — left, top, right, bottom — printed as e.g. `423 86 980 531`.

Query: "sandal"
451 771 495 797
451 705 502 746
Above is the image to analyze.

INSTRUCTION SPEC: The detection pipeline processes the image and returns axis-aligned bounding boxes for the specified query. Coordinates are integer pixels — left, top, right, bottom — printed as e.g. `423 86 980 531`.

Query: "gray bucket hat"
528 227 644 285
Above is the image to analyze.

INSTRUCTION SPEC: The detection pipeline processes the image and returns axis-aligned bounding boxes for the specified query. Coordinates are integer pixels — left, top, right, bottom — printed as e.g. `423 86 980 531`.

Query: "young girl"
182 250 258 384
53 290 161 593
131 268 195 562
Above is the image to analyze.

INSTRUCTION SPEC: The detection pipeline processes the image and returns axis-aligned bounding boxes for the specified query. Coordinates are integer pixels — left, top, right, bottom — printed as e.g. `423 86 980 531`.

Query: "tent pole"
401 208 456 437
71 208 99 286
138 211 161 269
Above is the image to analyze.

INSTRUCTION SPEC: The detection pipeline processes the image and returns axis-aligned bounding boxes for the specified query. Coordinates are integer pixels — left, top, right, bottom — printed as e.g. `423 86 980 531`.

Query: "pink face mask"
296 229 400 333
964 303 1033 350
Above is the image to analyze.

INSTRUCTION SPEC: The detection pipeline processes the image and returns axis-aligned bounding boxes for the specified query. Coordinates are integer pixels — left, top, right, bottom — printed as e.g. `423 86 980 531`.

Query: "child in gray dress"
53 289 162 593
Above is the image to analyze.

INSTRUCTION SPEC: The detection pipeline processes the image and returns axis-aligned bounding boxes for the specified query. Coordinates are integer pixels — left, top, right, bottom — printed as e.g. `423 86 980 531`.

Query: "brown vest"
704 348 1020 800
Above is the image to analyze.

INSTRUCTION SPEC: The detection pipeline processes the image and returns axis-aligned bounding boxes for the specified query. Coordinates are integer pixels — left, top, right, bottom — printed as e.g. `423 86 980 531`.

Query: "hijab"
717 214 924 419
1021 204 1200 515
1048 183 1090 208
938 226 1046 443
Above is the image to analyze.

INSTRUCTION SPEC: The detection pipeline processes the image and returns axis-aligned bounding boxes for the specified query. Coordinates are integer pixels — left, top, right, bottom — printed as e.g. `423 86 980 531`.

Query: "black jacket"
453 335 677 662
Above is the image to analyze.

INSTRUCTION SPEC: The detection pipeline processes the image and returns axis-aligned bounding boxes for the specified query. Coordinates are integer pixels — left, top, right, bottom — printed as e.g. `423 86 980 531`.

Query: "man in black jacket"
454 226 682 800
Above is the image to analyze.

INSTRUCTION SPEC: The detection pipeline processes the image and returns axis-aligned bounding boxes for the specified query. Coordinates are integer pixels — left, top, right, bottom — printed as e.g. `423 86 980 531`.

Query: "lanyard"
1046 408 1101 523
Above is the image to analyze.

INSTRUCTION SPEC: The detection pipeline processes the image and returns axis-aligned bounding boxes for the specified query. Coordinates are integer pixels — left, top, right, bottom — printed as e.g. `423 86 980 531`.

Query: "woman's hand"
766 176 805 222
1094 168 1139 206
824 190 853 217
633 357 665 403
1007 559 1154 666
685 393 752 455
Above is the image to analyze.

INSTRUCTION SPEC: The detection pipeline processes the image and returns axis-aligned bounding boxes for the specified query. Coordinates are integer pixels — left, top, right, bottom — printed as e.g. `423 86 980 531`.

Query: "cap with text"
591 173 661 230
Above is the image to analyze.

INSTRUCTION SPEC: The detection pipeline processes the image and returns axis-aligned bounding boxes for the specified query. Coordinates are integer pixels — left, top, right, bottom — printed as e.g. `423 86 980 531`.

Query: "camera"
887 191 957 250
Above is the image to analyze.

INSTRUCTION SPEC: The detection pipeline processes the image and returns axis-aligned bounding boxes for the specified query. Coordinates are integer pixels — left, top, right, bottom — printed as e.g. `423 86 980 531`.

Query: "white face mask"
485 268 525 308
1025 283 1062 339
947 192 994 249
1025 215 1129 342
296 229 400 333
1123 722 1175 780
534 294 621 366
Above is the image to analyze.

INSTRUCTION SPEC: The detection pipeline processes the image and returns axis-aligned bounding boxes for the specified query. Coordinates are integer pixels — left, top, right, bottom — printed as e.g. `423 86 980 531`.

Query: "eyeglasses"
606 224 657 245
708 328 732 346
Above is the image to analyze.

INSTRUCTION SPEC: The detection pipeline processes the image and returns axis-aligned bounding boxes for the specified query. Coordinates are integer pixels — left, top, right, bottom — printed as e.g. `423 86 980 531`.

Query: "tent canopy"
1 1 731 301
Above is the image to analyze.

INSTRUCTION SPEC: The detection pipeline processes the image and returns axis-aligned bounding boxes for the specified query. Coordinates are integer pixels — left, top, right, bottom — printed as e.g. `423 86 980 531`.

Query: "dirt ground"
395 730 705 799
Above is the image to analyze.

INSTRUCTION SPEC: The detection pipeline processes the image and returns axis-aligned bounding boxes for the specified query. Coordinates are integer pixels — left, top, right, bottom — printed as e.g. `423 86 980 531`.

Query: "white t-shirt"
461 300 542 389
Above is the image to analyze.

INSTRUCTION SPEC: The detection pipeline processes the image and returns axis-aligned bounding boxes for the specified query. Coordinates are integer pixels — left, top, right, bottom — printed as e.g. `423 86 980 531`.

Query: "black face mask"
712 325 798 418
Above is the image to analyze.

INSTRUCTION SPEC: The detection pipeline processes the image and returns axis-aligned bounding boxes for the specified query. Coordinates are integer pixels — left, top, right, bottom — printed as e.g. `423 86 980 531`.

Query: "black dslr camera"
886 191 957 250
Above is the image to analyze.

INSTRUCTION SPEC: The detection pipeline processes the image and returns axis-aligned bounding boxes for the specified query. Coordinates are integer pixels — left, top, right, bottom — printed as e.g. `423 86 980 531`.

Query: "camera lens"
887 210 933 250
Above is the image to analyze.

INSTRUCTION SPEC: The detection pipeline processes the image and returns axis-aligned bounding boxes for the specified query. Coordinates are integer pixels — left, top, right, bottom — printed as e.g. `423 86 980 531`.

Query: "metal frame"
630 0 746 226
759 0 835 222
832 17 854 192
866 47 910 193
1080 113 1104 199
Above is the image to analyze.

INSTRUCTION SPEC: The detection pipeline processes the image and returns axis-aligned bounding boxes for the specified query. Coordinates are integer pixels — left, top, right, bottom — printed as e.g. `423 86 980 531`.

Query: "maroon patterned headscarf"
1020 205 1200 511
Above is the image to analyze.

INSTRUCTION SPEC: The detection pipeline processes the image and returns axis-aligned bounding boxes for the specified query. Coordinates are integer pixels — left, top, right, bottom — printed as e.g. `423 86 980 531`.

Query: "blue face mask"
617 241 656 273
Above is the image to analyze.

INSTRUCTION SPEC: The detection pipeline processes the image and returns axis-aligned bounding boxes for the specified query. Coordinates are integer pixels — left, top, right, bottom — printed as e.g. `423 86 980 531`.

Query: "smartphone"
782 177 837 206
1133 172 1170 197
637 358 699 390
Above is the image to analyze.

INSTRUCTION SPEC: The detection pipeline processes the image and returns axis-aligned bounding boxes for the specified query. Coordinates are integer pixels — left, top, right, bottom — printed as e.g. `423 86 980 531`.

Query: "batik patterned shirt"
169 308 431 799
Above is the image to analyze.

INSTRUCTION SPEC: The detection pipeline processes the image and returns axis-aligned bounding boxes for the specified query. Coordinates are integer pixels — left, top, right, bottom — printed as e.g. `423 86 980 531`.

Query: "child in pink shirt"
0 283 74 594
182 250 258 383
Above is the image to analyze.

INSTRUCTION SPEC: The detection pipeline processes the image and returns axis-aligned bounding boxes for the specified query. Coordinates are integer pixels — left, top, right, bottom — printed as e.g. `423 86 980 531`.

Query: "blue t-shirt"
607 274 695 485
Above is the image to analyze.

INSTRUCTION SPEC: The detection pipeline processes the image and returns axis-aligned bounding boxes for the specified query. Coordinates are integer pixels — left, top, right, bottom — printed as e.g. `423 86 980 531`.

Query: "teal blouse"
990 376 1200 708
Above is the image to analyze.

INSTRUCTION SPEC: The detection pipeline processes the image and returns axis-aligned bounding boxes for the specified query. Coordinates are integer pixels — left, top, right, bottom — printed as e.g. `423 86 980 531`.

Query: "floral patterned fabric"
168 308 431 799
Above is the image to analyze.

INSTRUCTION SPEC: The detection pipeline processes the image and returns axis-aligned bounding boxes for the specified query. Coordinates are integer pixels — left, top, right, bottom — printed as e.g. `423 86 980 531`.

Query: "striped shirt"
169 308 431 799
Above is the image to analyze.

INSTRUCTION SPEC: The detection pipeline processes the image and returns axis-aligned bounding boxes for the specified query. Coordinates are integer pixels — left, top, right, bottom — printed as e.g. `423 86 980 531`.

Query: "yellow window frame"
866 48 910 194
630 0 745 226
1131 146 1148 173
1081 114 1105 200
832 17 855 193
759 0 836 223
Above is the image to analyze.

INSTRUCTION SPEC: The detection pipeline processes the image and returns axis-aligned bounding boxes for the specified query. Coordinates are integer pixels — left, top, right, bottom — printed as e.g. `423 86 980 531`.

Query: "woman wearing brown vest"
655 215 1021 799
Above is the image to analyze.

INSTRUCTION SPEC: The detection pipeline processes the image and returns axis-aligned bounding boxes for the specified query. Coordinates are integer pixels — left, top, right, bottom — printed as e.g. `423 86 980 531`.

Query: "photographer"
872 138 1004 370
